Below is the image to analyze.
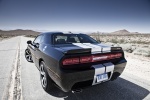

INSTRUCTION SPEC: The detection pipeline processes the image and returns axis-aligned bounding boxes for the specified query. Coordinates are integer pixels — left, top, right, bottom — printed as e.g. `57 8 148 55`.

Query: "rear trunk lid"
54 43 118 54
54 43 124 69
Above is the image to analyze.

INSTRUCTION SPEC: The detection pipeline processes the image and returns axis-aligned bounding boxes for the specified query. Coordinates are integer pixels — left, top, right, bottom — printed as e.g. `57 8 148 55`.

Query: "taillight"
107 53 122 59
62 58 79 65
62 53 122 65
115 53 122 58
92 55 108 61
107 54 116 59
80 56 92 63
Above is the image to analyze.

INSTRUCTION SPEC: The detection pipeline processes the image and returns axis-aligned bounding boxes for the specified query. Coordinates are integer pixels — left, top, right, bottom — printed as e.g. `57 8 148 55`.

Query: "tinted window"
42 34 52 44
34 35 43 43
53 34 98 44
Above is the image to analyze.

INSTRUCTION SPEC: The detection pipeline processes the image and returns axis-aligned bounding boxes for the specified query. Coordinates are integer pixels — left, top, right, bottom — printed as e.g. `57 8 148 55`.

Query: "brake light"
62 58 79 65
92 55 108 61
62 53 122 65
115 53 122 58
107 54 115 59
80 56 92 63
106 53 122 59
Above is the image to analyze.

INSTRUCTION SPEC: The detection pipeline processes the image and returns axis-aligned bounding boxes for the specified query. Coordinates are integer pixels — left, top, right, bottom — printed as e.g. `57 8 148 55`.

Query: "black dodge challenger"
25 32 127 92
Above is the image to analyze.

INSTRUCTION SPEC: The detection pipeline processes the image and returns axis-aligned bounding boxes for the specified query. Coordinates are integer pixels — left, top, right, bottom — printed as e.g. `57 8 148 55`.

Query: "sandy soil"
124 52 150 81
0 37 12 41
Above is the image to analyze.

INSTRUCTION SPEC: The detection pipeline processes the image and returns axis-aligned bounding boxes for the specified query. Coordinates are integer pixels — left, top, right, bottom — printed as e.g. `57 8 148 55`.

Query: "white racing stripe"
83 43 102 52
103 62 114 80
103 62 114 73
92 64 105 85
72 43 91 49
97 44 111 52
83 43 102 48
92 62 114 85
73 43 111 53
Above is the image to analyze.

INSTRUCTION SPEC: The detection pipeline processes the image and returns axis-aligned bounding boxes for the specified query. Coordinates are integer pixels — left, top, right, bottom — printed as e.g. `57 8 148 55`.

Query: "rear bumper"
111 59 127 81
47 59 127 92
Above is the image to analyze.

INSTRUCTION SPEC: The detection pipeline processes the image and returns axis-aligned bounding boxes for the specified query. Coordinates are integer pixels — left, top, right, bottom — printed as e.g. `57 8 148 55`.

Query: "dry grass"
133 48 150 57
0 35 13 41
24 35 37 38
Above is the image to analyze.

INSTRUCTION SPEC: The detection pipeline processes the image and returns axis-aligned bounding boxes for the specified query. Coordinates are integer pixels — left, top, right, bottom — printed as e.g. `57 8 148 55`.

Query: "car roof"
40 32 84 35
40 32 64 35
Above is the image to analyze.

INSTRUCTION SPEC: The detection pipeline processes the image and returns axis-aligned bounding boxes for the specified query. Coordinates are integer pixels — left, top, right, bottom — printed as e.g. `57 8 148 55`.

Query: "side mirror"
27 40 32 44
34 43 39 48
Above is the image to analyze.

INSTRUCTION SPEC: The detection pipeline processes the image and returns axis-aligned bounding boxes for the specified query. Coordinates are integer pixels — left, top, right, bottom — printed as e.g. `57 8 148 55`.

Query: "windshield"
53 34 98 44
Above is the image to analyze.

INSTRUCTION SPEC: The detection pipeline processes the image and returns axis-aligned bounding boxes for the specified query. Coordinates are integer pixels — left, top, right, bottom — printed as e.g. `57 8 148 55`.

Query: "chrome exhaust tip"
72 89 82 93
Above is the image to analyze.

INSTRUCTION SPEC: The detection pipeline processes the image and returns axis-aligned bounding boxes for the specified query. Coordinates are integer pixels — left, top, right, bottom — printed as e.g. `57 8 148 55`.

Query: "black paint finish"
26 32 127 92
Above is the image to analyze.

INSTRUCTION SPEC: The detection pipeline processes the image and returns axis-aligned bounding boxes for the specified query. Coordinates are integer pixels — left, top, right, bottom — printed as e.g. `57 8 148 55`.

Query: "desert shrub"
3 36 8 38
119 39 125 43
110 39 118 43
131 40 150 44
96 39 101 43
142 45 149 48
133 48 150 57
25 35 37 38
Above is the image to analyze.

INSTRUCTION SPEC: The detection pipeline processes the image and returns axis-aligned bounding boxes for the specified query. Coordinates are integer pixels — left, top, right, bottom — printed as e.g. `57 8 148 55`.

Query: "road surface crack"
2 42 23 100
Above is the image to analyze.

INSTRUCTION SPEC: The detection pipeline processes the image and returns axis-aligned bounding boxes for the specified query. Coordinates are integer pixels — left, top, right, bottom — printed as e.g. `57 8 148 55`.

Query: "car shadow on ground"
47 77 149 100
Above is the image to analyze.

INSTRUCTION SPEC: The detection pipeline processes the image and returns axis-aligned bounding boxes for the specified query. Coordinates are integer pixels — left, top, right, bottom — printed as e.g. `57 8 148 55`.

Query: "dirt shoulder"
124 52 150 81
0 37 13 41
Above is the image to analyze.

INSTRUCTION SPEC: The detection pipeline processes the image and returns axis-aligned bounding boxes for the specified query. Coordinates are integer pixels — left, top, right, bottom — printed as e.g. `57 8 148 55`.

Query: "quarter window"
34 35 43 44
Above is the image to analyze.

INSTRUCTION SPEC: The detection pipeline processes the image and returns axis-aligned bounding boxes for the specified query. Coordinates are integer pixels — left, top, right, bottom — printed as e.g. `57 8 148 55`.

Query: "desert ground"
90 34 150 57
0 35 150 100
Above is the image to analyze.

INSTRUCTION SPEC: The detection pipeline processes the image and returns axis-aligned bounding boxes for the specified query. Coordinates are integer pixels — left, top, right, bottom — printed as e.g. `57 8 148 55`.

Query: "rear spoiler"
111 47 122 51
64 48 91 54
64 47 122 54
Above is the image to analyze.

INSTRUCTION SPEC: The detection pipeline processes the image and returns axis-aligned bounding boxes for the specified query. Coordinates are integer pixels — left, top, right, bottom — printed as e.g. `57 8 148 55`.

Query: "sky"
0 0 150 33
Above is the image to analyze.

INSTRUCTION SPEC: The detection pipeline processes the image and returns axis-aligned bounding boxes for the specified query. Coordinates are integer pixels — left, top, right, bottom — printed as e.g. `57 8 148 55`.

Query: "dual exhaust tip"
72 89 82 93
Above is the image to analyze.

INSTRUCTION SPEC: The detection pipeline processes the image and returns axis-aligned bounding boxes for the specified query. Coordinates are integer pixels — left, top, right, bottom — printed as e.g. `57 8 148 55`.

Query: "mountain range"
0 29 40 36
0 29 149 36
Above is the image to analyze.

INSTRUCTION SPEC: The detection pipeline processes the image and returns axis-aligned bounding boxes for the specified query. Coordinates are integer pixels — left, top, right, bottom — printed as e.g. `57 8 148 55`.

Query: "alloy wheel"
25 49 33 62
40 64 47 88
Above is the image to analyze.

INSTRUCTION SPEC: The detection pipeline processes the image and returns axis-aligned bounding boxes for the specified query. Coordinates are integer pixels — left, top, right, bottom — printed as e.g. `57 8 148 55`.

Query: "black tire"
39 61 53 92
25 49 33 62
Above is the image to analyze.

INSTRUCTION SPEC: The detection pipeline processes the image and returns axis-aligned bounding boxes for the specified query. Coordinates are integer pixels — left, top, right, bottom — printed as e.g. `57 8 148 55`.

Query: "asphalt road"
0 37 20 99
0 36 150 100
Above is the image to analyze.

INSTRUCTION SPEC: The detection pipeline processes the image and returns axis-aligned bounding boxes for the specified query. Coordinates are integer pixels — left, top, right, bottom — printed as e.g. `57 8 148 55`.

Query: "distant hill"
0 29 40 36
110 29 131 35
110 29 141 35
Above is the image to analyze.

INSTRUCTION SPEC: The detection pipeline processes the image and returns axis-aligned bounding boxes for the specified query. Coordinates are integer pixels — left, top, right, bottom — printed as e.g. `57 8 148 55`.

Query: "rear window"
53 34 98 44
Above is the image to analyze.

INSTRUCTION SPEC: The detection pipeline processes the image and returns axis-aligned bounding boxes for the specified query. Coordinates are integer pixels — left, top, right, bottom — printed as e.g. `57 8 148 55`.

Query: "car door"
32 35 43 64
